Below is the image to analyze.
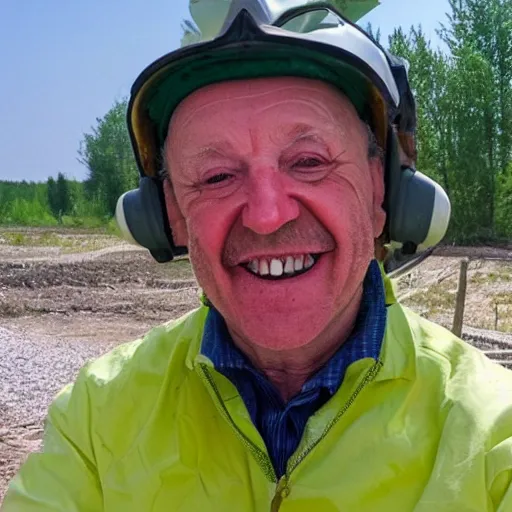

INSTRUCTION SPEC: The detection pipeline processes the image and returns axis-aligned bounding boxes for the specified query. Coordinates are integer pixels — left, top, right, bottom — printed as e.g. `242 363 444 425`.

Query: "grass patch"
0 229 124 253
3 232 29 246
61 215 110 229
400 263 512 333
494 291 512 304
493 301 512 332
402 282 456 317
105 217 122 236
471 270 512 284
165 258 194 280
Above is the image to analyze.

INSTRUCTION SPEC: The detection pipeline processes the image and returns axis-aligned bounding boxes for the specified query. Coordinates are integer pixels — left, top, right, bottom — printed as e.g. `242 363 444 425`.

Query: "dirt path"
434 245 512 260
0 243 145 264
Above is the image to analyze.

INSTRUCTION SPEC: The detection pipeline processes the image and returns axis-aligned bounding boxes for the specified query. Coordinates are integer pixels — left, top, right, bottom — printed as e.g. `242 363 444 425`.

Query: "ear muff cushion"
383 129 405 241
384 129 450 249
117 177 188 262
416 173 451 250
390 168 435 246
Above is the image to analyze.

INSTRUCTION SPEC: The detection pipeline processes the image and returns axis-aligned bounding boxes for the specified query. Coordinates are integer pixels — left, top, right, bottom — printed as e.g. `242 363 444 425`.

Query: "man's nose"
242 169 300 235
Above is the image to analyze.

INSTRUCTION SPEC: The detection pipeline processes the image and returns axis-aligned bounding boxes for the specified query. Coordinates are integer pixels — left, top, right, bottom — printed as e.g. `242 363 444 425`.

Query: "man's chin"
229 309 332 352
216 253 343 349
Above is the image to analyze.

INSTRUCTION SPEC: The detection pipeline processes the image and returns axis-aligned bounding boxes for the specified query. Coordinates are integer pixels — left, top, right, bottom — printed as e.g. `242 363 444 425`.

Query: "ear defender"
115 176 187 262
384 130 451 255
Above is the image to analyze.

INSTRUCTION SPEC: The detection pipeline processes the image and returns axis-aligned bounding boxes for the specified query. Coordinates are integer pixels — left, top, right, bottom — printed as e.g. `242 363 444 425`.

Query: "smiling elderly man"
164 76 385 393
4 2 512 511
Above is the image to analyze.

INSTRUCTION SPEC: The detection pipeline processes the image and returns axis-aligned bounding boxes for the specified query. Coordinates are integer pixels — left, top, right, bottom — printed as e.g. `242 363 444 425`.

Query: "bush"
2 198 57 226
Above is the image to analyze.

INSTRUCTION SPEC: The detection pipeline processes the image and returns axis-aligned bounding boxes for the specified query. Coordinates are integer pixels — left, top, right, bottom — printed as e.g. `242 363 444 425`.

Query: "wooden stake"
452 259 469 338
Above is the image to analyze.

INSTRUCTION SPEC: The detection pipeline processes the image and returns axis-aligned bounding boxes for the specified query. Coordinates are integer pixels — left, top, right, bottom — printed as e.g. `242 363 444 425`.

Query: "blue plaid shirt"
201 259 386 478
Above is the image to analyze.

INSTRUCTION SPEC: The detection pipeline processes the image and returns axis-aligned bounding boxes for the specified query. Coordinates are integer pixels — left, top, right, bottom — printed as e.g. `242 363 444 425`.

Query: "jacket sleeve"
487 435 512 512
1 374 103 511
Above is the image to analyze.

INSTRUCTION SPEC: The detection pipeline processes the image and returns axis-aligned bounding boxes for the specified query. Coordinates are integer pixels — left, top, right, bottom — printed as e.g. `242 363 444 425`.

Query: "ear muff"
384 130 451 254
115 177 187 262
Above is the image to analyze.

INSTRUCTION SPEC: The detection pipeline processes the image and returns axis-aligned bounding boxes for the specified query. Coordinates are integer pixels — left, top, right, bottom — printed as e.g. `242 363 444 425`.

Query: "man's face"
165 77 385 351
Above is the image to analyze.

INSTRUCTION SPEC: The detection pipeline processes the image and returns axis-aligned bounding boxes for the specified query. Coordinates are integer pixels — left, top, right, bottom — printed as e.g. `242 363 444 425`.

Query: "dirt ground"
0 251 198 335
395 253 512 333
1 230 511 501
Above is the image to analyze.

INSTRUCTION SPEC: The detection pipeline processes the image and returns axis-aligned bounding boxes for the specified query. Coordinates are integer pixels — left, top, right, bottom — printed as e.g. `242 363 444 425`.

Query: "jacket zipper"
270 475 290 512
270 360 383 511
198 364 277 482
199 360 382 511
287 360 383 475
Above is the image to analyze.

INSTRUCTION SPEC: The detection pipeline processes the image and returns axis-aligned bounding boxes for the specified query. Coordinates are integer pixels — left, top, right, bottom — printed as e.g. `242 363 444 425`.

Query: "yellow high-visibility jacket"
3 303 512 511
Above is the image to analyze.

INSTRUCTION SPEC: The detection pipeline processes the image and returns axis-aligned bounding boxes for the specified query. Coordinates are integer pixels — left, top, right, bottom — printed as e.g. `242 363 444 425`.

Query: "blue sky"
0 0 450 183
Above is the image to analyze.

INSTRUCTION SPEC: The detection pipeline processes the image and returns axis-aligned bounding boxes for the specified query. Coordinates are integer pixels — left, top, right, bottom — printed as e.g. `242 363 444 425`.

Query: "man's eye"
205 173 232 185
292 157 324 168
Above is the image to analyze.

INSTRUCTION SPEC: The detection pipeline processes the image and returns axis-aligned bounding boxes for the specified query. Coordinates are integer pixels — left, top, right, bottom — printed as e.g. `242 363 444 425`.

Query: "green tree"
437 0 512 238
47 173 71 221
389 14 511 242
56 172 72 216
389 27 449 189
47 176 59 218
365 22 381 43
78 100 138 215
445 44 496 238
440 0 512 176
496 162 512 237
0 180 55 226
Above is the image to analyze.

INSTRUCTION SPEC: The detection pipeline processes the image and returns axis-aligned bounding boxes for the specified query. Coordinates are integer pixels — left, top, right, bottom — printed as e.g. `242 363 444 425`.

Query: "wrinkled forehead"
166 77 362 141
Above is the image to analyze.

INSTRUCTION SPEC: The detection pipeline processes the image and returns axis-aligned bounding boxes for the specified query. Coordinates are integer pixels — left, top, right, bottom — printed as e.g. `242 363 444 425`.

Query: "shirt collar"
201 259 387 396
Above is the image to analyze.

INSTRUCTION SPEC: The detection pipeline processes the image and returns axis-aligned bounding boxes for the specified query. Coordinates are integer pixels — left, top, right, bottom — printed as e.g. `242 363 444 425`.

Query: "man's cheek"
373 205 387 238
189 221 223 263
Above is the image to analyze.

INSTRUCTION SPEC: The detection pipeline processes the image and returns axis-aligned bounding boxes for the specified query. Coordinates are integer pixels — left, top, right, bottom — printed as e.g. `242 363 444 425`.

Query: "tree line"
383 0 512 241
0 175 107 228
0 101 136 229
1 0 510 242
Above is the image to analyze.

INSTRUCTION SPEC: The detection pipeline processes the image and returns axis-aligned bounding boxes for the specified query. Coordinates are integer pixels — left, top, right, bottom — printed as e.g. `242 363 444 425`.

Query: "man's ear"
369 158 386 238
162 179 188 247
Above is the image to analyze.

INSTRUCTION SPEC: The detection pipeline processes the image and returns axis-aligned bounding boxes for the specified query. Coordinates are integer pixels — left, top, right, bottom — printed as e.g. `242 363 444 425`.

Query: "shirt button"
281 487 290 499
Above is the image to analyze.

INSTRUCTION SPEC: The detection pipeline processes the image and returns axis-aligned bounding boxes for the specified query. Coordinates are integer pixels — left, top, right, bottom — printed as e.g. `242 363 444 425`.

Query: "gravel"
1 326 119 499
0 326 116 428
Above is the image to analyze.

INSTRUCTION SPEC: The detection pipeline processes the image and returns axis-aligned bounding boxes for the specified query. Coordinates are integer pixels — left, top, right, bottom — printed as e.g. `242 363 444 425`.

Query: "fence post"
452 259 469 338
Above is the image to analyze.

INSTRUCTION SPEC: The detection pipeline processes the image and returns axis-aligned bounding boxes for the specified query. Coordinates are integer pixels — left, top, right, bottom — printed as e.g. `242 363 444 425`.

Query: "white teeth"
259 259 270 276
249 259 259 273
270 259 284 277
284 256 295 274
246 254 317 277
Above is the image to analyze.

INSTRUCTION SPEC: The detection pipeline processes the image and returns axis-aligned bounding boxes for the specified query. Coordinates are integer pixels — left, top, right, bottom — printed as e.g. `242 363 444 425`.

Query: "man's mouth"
241 254 321 280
